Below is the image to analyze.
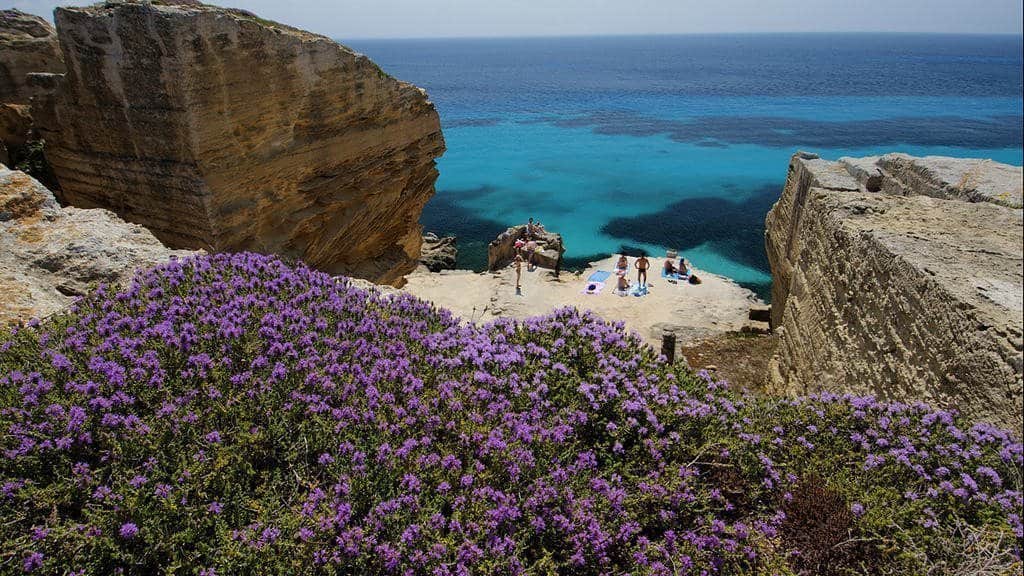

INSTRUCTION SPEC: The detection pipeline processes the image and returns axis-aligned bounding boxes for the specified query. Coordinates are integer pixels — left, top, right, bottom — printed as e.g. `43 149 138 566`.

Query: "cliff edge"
0 9 65 105
33 0 445 286
765 152 1023 428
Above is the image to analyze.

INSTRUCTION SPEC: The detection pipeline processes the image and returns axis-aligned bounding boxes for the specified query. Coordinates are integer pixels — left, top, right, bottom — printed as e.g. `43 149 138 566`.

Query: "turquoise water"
349 35 1024 299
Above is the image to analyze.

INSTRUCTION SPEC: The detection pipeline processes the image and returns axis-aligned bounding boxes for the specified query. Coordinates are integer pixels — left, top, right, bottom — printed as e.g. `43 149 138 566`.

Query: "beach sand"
402 257 764 349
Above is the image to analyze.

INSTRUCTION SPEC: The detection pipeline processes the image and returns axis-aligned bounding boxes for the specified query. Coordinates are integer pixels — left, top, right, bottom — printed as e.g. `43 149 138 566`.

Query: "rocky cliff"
765 152 1023 428
0 10 65 168
1 163 192 326
0 9 65 105
33 1 445 286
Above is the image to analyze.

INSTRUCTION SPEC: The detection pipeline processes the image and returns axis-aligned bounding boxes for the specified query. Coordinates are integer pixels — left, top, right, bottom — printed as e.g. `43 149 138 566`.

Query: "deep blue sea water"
347 34 1024 300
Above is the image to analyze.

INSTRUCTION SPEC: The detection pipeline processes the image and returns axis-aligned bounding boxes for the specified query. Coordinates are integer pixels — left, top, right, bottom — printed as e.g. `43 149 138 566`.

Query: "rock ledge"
765 152 1023 428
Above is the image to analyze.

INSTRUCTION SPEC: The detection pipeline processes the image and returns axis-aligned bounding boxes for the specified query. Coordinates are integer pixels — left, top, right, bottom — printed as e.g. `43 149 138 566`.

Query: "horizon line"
339 30 1024 42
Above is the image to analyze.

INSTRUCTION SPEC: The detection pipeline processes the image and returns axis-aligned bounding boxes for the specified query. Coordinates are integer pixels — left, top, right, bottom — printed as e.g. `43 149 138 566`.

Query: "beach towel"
660 269 689 282
588 270 612 283
581 281 605 295
630 283 650 297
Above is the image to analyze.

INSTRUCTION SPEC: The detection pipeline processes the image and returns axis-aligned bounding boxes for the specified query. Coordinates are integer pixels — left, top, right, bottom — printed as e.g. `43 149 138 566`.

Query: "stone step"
740 320 772 335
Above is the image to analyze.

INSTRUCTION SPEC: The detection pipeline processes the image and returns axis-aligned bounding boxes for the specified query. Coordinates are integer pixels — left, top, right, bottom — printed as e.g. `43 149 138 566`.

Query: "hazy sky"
11 0 1024 39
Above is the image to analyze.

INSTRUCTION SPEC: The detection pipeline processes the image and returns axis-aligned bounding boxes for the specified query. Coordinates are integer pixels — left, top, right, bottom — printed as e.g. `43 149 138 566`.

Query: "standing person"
525 240 539 271
526 218 536 239
514 253 523 295
635 253 650 286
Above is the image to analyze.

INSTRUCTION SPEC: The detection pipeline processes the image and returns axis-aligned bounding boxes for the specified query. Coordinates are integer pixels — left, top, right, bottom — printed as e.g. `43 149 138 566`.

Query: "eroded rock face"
0 9 65 105
0 103 32 154
1 10 64 167
34 1 445 286
765 152 1023 428
0 164 193 326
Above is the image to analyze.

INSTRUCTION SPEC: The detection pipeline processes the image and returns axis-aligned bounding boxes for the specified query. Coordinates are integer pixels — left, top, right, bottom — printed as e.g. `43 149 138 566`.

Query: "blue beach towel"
661 270 689 281
588 270 612 283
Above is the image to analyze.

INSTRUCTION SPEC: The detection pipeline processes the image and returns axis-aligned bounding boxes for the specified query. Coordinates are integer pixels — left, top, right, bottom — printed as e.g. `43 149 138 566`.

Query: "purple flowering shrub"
1 253 1021 575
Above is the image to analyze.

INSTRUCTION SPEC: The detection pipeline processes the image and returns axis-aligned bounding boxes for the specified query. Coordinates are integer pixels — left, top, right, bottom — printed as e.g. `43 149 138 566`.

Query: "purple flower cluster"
1 253 1020 574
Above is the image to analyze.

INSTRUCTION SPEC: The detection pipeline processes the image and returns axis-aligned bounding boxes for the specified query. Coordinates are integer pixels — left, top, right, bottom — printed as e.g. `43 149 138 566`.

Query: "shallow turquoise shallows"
347 34 1024 300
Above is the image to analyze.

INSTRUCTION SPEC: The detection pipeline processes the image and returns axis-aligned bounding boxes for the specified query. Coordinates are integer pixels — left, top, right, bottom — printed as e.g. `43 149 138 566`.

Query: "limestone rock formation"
488 225 565 271
0 103 33 154
765 152 1023 428
841 153 1023 209
0 10 64 168
33 1 445 286
0 163 193 326
420 233 458 272
0 9 65 105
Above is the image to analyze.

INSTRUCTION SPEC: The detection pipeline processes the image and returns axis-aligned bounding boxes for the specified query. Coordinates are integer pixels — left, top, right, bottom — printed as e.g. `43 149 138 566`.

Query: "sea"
347 34 1024 300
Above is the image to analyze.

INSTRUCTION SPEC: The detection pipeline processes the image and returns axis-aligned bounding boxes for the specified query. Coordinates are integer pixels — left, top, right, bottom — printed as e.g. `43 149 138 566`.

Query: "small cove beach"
402 255 763 349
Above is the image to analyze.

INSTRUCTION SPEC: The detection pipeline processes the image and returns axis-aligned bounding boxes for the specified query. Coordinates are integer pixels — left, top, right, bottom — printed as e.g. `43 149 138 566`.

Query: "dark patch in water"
420 188 510 271
550 111 1024 149
601 184 781 300
446 117 503 128
616 245 651 257
561 252 614 272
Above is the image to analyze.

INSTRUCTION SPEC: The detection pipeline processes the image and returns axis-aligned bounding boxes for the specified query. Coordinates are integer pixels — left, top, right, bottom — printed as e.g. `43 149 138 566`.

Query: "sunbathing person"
616 273 630 294
678 257 690 277
664 259 677 275
615 255 629 274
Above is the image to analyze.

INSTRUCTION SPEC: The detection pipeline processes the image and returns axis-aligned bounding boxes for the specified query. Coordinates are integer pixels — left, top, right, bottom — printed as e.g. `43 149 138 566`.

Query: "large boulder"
419 232 458 272
0 9 65 105
487 225 565 271
0 163 193 326
765 152 1023 428
33 1 445 287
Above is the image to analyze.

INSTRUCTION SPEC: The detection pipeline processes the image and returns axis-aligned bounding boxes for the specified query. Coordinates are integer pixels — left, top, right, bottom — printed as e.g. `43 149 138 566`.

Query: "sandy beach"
402 257 764 349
